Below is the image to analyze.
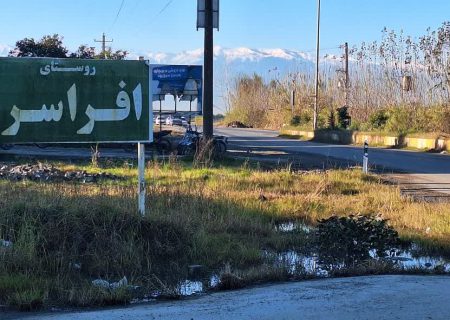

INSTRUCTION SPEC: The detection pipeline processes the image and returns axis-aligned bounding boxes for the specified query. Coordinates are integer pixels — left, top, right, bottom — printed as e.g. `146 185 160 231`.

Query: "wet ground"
8 275 450 320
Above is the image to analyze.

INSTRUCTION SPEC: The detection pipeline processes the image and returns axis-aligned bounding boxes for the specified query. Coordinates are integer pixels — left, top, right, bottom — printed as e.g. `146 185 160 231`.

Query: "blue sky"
1 0 450 55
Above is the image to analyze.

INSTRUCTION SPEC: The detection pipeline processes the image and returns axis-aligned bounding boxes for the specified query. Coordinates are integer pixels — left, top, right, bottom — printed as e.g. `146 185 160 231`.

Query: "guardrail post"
363 140 369 174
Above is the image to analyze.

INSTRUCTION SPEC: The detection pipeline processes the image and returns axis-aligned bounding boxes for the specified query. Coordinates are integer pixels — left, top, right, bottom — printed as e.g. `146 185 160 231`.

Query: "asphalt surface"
216 127 450 174
7 275 450 320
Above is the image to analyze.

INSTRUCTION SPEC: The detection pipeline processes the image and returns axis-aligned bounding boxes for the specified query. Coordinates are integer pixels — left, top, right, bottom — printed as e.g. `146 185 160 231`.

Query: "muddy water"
177 275 220 296
275 221 312 233
136 222 450 299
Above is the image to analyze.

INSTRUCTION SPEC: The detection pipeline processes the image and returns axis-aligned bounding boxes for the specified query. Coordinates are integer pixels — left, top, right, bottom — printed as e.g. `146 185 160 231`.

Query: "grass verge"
0 157 449 309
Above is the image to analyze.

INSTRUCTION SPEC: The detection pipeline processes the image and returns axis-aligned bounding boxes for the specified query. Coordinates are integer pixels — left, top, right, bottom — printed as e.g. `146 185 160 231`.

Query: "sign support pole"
138 142 146 216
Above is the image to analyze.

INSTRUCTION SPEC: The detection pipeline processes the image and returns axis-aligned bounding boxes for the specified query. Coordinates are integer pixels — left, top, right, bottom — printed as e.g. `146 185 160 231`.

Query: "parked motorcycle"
177 128 227 156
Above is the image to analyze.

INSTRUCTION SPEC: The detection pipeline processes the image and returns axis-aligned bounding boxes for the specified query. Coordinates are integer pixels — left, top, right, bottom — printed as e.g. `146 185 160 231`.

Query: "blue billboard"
151 65 202 114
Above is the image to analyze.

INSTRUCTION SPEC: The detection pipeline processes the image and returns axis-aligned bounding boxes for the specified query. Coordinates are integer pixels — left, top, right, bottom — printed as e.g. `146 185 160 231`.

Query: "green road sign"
0 57 152 143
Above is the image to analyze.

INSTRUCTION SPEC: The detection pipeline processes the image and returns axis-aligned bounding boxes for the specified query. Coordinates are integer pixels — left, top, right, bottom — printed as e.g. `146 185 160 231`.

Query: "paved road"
9 275 450 320
215 127 450 197
216 128 450 174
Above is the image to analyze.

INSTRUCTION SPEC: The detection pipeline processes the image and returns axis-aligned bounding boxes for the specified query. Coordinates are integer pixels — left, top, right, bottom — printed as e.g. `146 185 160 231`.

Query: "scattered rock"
110 276 128 289
0 163 123 183
92 279 111 289
92 276 128 290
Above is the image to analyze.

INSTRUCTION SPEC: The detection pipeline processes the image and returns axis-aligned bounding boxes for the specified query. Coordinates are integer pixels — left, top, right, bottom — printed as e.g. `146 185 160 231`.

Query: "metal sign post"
138 142 145 216
363 140 369 174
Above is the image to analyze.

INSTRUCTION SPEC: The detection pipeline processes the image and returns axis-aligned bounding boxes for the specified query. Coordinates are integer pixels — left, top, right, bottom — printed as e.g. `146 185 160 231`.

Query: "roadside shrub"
348 120 361 131
413 105 450 133
290 115 301 126
385 107 413 134
314 215 402 270
336 106 351 129
368 109 389 130
290 109 314 128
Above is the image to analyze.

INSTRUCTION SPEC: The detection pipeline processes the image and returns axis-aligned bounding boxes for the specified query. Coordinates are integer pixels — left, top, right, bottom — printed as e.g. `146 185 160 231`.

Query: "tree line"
8 34 127 60
225 22 450 134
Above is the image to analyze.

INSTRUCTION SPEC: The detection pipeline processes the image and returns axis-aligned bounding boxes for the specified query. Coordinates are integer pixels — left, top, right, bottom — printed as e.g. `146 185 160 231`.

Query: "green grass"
0 158 449 309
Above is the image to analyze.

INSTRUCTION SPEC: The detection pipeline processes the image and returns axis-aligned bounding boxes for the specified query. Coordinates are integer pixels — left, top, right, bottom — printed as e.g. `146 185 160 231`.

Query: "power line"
131 0 176 37
130 0 144 14
151 0 175 22
109 0 126 31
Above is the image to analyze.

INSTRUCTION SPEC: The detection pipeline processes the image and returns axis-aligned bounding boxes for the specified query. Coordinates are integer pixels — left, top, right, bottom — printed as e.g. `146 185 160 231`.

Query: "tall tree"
10 35 128 60
9 34 68 58
70 45 96 59
70 45 127 60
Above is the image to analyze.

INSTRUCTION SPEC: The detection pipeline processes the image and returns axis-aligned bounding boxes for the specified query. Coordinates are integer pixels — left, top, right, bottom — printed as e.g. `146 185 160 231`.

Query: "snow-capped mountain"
144 46 322 76
139 46 342 111
0 44 11 57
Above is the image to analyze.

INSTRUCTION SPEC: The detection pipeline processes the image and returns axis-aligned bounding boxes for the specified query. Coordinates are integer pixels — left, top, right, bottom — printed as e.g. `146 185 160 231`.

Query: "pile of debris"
0 163 122 183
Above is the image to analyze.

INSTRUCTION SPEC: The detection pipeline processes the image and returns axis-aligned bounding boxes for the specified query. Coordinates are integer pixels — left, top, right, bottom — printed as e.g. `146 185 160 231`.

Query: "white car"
154 116 164 125
165 115 183 126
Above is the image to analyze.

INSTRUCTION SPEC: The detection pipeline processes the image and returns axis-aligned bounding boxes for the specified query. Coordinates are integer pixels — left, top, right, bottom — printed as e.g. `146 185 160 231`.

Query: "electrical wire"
109 0 126 32
129 0 144 14
151 0 175 23
131 0 176 37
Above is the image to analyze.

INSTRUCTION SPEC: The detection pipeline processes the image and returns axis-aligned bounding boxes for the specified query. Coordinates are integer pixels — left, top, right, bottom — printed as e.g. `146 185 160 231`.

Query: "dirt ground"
7 275 450 320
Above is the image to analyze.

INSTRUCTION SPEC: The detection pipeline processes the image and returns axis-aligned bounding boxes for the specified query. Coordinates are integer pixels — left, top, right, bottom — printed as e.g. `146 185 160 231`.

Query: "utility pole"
344 42 349 106
203 0 214 140
94 33 113 59
313 0 321 130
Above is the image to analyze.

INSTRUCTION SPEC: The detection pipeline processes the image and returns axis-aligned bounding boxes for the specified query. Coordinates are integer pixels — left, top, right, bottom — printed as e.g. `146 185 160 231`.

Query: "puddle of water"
178 280 203 296
368 248 450 271
388 252 450 272
209 274 220 287
270 244 450 280
134 244 450 302
275 251 328 277
177 274 220 296
275 221 312 233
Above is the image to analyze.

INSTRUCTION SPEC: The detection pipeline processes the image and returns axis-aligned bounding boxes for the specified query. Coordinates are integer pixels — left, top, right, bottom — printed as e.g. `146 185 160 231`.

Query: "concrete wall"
280 128 450 152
